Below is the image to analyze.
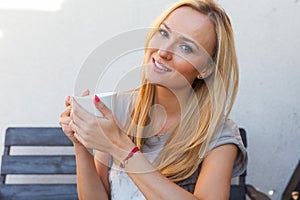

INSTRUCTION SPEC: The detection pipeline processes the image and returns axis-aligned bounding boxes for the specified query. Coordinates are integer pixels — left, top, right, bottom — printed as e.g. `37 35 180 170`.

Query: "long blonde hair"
126 0 239 182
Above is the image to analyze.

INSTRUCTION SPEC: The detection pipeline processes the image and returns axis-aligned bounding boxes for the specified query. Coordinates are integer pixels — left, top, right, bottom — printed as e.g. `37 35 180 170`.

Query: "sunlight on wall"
0 0 64 12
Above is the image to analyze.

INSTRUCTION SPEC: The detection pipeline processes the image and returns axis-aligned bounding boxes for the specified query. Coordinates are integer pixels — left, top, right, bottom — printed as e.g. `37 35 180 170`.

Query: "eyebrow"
161 23 200 50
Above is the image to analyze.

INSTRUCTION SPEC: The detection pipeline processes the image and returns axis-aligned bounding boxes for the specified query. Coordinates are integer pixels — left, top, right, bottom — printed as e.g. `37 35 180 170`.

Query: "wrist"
74 143 89 154
110 132 136 163
119 146 140 168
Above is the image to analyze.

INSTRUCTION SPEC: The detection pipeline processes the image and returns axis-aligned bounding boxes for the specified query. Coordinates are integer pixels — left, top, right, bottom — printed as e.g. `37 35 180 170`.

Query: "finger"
61 124 74 136
59 117 72 126
62 125 81 144
70 110 86 131
74 132 85 146
81 89 90 97
60 106 71 118
68 119 78 132
94 95 113 119
69 121 85 144
69 119 87 140
71 98 92 122
65 88 89 107
65 96 71 107
62 124 74 135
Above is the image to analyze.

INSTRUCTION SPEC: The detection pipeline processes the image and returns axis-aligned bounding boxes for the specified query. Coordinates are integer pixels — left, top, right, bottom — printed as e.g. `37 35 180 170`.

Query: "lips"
152 58 172 72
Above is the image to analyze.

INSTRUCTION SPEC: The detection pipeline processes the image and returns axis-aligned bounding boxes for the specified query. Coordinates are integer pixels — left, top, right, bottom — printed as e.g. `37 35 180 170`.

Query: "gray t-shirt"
95 92 247 200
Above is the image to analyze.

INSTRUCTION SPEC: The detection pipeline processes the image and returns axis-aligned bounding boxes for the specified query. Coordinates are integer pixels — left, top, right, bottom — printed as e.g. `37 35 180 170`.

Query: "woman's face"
144 6 216 90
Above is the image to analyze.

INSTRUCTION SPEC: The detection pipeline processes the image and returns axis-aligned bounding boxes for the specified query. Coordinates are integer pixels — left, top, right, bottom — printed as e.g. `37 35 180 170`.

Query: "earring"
197 74 202 79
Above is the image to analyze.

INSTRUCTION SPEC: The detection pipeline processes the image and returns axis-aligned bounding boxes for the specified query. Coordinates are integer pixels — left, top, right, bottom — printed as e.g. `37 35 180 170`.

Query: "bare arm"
74 145 110 200
194 144 238 199
94 152 111 197
59 90 110 200
112 134 238 200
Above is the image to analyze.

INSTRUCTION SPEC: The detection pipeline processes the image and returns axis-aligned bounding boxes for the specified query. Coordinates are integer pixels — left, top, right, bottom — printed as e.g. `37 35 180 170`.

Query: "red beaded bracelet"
119 146 140 168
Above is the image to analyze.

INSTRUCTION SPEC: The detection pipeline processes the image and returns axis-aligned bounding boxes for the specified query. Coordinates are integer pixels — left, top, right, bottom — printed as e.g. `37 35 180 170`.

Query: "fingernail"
67 96 70 101
94 95 100 103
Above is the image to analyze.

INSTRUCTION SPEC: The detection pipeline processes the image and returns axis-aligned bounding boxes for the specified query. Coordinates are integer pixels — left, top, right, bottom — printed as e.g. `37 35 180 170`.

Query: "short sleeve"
207 119 248 177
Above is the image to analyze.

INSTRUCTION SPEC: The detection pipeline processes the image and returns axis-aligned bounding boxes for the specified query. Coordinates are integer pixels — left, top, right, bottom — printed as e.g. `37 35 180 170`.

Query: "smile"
152 58 172 73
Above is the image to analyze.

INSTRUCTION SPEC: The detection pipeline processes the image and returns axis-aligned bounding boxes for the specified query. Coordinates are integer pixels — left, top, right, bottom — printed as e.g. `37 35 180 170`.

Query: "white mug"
73 92 116 117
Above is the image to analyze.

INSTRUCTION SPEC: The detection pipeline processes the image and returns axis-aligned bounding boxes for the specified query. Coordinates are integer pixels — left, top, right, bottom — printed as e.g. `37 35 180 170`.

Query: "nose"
158 48 172 60
158 42 173 60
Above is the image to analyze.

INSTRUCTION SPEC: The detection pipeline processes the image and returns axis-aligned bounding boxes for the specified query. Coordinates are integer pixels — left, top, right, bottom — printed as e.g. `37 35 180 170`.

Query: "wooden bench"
0 127 78 200
0 127 266 199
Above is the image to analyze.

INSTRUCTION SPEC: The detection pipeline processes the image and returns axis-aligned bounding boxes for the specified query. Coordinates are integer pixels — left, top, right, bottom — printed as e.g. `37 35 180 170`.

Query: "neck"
154 85 192 117
148 85 193 136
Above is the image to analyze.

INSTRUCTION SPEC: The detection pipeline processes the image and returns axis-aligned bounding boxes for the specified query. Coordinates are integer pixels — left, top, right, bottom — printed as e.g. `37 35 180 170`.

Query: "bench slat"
230 185 246 200
5 127 73 146
1 155 76 174
239 128 247 148
0 184 78 200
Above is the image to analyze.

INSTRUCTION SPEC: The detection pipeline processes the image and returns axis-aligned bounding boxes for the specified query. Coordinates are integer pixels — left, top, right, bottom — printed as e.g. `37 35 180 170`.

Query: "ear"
199 66 214 79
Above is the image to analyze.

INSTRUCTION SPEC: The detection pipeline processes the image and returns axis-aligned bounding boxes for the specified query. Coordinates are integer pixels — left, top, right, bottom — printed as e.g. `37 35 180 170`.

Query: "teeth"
155 61 170 72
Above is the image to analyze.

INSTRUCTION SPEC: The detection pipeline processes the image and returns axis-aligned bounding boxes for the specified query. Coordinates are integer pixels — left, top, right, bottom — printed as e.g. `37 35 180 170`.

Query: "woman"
59 0 247 199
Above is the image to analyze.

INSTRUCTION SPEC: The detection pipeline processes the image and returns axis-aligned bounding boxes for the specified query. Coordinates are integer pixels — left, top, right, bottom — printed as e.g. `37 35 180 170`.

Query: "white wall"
222 1 300 199
0 0 299 199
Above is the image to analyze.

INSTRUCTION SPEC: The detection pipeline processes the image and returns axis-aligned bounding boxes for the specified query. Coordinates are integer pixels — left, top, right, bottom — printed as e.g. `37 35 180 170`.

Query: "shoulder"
209 119 242 148
207 119 248 177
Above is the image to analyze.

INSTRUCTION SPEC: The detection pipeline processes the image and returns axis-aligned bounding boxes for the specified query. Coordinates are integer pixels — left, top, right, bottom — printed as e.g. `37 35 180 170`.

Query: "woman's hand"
68 94 130 154
59 89 90 145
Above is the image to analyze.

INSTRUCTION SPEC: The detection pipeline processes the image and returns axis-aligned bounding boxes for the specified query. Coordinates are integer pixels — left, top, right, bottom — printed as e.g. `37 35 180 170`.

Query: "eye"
158 29 169 38
180 45 193 54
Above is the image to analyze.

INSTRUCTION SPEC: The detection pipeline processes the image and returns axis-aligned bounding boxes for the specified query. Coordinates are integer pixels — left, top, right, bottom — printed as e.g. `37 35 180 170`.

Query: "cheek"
183 69 198 84
174 60 199 82
144 49 155 64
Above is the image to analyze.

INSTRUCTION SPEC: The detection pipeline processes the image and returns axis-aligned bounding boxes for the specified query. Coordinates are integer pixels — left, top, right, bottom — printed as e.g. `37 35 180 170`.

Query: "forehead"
162 6 216 55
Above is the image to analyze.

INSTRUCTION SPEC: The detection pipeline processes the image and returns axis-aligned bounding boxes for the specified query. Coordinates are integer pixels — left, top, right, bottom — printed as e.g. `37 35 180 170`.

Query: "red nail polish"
94 95 100 103
67 96 70 101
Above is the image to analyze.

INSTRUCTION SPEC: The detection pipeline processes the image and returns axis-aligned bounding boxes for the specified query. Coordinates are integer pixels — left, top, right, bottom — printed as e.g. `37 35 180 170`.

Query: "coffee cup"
73 92 116 117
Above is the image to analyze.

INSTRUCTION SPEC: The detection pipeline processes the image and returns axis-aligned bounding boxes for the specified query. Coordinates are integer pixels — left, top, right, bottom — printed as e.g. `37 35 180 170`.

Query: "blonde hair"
126 0 239 182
